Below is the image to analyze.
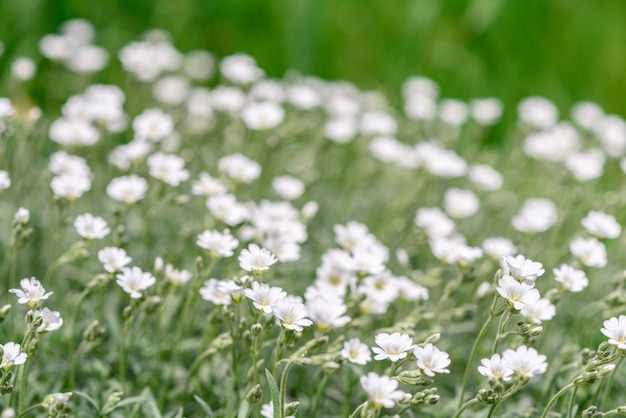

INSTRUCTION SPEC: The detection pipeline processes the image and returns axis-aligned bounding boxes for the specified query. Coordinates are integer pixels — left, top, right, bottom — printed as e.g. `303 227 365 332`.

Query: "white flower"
360 111 398 136
341 338 371 365
482 237 516 260
11 57 36 80
553 264 588 292
496 275 540 311
191 172 227 197
207 194 249 226
243 282 286 314
220 53 264 85
241 101 285 130
50 175 91 200
601 315 626 350
372 332 414 362
13 207 30 225
468 164 503 190
478 354 514 382
305 298 351 331
439 99 469 126
360 372 406 409
116 267 156 299
0 342 27 371
571 101 604 131
502 345 548 378
218 153 261 183
199 279 231 305
0 170 11 190
569 237 607 268
147 152 189 186
106 175 148 204
197 230 239 257
512 198 557 233
520 298 556 324
414 343 451 377
581 211 621 240
132 108 174 142
324 117 357 143
74 213 110 240
238 244 278 273
164 264 192 286
414 207 455 239
34 308 64 332
444 188 480 219
98 247 132 273
272 176 305 200
272 298 312 332
518 96 558 130
49 117 99 146
565 149 604 182
470 98 503 125
500 254 544 286
9 278 53 308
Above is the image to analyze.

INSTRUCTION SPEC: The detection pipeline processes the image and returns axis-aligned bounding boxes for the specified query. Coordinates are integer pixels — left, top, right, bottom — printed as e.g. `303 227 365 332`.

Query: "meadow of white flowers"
0 19 625 418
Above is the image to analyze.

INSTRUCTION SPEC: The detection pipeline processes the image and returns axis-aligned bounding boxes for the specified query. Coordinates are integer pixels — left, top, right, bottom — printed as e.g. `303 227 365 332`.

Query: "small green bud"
616 406 626 414
477 388 499 405
581 348 596 365
424 333 441 344
251 323 263 335
122 306 133 319
284 401 300 416
244 384 262 404
597 342 612 359
0 305 11 323
582 406 599 418
101 391 123 415
574 370 600 386
143 296 161 315
83 320 106 344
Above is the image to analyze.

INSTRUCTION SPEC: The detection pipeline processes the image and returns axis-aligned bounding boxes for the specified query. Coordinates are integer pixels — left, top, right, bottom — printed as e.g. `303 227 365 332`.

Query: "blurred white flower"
341 338 371 365
191 172 227 197
116 267 156 299
512 198 557 233
469 164 503 190
0 170 10 190
360 372 406 409
218 153 261 183
74 213 110 240
11 57 36 81
106 175 148 204
581 210 621 239
199 279 231 305
553 264 588 292
520 298 556 324
98 247 132 273
133 109 174 142
482 237 516 260
220 53 264 85
34 308 64 332
569 237 607 268
500 254 544 286
518 96 558 130
272 176 304 200
471 98 503 125
444 188 479 219
241 101 284 130
196 230 239 257
147 152 189 186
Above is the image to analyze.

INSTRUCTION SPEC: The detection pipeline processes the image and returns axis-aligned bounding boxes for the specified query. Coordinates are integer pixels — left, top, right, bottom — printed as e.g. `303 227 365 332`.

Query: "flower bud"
284 401 300 416
0 305 11 322
424 333 441 345
477 388 499 404
251 323 263 335
574 370 600 386
244 384 262 404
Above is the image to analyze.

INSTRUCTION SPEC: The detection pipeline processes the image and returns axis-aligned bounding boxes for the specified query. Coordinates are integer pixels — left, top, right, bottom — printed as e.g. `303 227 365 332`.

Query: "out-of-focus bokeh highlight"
1 0 625 134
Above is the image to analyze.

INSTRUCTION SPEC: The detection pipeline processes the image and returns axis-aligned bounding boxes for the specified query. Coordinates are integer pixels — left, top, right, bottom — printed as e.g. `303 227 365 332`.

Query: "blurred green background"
1 0 625 119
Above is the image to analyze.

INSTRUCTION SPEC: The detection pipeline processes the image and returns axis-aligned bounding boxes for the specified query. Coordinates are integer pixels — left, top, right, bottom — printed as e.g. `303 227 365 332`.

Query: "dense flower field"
0 19 625 418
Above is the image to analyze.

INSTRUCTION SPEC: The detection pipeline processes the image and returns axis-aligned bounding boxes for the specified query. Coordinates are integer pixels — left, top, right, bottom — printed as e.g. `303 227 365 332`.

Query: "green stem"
348 402 368 418
68 340 86 389
18 359 31 412
453 398 478 418
457 311 497 408
601 356 623 411
486 403 497 418
567 386 578 418
491 311 511 354
119 312 133 390
279 361 295 418
540 382 575 418
17 402 43 417
311 372 332 417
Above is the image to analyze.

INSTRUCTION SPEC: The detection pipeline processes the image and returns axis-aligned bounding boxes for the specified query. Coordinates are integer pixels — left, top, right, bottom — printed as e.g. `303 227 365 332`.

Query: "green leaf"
237 400 251 418
140 388 163 418
71 391 100 414
166 408 184 418
265 369 281 418
194 394 215 418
